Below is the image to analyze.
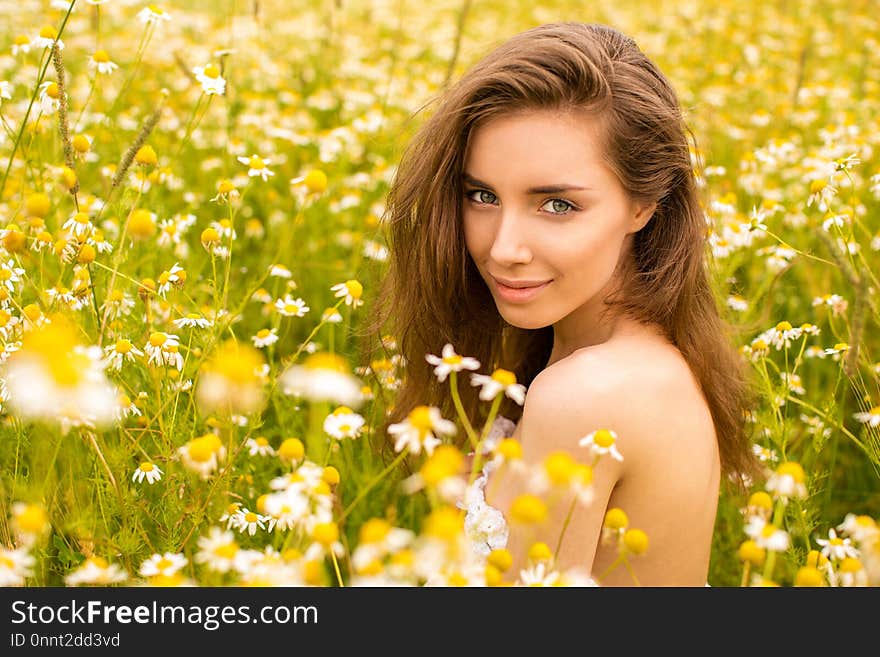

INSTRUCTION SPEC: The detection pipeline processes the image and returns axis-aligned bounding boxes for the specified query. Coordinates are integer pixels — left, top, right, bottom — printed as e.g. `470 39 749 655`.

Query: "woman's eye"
467 190 497 205
542 198 575 215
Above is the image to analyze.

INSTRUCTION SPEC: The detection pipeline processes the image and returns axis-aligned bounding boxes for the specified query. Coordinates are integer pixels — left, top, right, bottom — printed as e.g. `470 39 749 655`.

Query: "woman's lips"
491 277 552 303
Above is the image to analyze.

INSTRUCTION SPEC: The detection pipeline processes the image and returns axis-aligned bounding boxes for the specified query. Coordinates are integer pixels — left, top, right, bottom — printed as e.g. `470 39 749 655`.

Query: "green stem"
339 450 407 522
449 370 478 449
0 3 77 197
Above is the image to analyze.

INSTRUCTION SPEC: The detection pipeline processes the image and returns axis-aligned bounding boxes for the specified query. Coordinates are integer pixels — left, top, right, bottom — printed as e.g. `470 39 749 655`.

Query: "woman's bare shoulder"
524 325 716 467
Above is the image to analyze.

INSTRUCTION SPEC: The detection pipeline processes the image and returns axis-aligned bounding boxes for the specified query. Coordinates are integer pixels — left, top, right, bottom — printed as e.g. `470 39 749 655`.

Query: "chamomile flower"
0 546 34 586
103 339 144 371
330 279 364 308
192 63 226 95
323 406 365 439
137 5 172 25
179 433 226 479
11 35 31 56
274 295 309 317
765 461 808 500
806 176 838 211
853 406 880 427
0 259 25 293
156 263 186 297
321 307 343 323
816 528 859 562
237 154 274 181
88 49 118 75
132 462 163 485
246 436 275 457
280 352 364 407
726 294 749 312
32 26 63 50
173 313 212 330
65 556 127 586
139 552 187 578
236 509 269 536
425 344 481 383
251 327 279 348
470 369 526 405
363 239 389 261
388 405 456 455
144 332 183 370
196 340 266 416
37 81 60 115
517 560 561 586
268 264 292 278
579 428 623 462
4 318 119 432
196 527 239 573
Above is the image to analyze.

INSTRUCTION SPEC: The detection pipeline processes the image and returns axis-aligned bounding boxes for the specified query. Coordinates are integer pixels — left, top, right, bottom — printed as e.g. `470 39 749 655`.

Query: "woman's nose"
489 213 533 265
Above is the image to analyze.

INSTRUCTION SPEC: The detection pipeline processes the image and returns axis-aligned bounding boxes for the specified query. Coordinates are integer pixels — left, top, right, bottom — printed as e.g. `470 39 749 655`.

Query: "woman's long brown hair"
359 22 761 486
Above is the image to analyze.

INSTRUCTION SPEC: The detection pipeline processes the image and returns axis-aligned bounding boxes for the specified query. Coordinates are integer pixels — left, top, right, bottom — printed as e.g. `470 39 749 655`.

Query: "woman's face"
462 109 655 334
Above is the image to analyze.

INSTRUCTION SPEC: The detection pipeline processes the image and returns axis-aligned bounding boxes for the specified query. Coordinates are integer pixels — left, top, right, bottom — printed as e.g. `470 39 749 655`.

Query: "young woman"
367 22 760 585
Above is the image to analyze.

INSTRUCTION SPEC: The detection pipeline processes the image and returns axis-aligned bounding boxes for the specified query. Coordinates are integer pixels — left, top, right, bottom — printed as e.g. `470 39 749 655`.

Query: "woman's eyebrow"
462 172 593 194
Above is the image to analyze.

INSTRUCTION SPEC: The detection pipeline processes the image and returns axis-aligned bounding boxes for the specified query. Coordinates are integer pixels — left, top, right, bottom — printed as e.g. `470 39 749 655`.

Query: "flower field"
1 0 879 587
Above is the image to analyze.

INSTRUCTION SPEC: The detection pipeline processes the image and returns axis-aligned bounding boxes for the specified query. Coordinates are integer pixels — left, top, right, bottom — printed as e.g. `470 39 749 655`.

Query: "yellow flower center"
303 169 328 194
794 566 824 587
343 279 363 299
72 135 90 153
15 504 47 534
408 405 434 433
748 491 773 509
359 519 391 544
214 543 238 559
543 451 576 485
509 494 547 524
128 209 156 239
840 557 862 573
278 438 304 461
248 155 265 169
39 26 58 39
156 558 173 570
487 549 513 572
776 461 805 483
322 466 340 485
424 507 463 541
491 368 516 386
496 438 522 460
135 145 158 166
139 462 154 473
775 321 792 331
149 332 166 347
809 179 826 193
593 429 616 448
187 438 215 463
313 522 339 546
443 354 463 365
257 329 271 339
604 508 629 530
203 64 220 78
200 227 220 243
527 542 553 562
244 512 258 523
623 528 649 555
92 49 110 63
303 352 350 373
45 83 60 99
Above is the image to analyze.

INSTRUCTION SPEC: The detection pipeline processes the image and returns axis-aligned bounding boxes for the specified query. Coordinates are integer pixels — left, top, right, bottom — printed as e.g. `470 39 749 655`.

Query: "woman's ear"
628 200 657 234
